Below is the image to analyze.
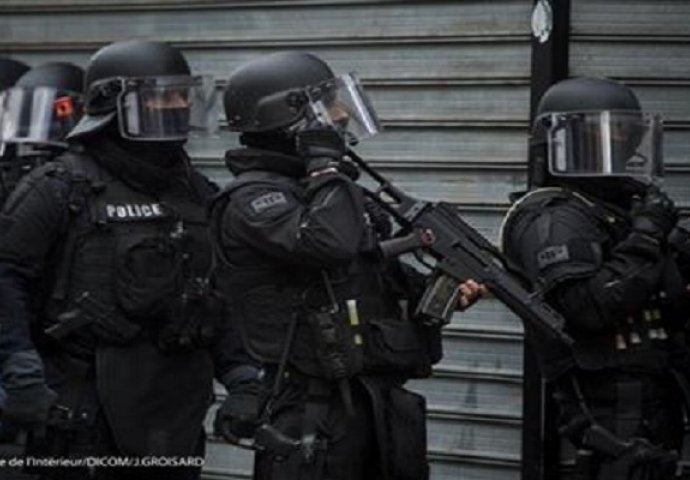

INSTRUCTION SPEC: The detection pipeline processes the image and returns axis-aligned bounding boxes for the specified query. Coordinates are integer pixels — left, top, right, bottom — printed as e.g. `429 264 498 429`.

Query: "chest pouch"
157 278 222 353
361 310 439 378
115 231 182 320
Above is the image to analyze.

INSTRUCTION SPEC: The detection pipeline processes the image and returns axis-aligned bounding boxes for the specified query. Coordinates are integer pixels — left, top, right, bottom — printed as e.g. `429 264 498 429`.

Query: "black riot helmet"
0 58 29 157
15 62 83 92
0 62 85 148
0 57 29 91
223 51 381 145
529 77 662 199
67 40 217 142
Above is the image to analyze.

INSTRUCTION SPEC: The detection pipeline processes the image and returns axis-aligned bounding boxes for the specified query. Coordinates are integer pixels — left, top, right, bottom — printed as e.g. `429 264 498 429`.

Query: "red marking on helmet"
54 97 74 118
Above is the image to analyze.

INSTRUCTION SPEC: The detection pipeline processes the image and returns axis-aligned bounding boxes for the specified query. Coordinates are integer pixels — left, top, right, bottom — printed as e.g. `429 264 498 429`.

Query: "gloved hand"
213 366 264 443
1 350 56 431
630 188 678 241
295 126 347 175
3 383 57 430
621 437 678 480
337 160 360 181
364 198 392 239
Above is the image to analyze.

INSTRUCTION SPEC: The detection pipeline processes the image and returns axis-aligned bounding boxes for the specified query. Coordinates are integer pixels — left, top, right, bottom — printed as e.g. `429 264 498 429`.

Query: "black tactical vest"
40 153 216 354
501 187 688 373
211 171 441 380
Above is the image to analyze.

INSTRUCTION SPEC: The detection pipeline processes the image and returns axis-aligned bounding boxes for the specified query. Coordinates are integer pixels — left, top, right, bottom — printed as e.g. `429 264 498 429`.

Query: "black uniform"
0 40 247 480
500 76 689 480
0 135 234 480
502 187 689 479
212 148 440 480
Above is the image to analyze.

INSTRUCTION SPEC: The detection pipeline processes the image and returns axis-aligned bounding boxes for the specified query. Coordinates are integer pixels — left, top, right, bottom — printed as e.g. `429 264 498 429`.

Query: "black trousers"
254 374 429 480
20 412 204 480
559 371 684 480
254 378 380 480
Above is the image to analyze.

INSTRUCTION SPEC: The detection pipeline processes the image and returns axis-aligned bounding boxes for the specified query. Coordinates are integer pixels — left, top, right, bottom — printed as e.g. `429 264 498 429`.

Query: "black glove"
337 159 360 181
630 188 678 241
3 383 57 430
364 198 392 239
621 438 678 480
213 366 263 443
1 350 57 431
295 127 346 175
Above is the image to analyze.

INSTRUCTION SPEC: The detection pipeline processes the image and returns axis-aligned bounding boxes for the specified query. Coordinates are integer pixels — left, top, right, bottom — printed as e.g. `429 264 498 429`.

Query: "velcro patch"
250 192 287 214
537 244 570 270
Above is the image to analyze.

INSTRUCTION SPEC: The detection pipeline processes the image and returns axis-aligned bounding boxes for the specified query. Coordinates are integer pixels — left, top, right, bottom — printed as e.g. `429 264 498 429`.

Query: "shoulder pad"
53 151 106 182
208 171 299 243
2 161 72 214
212 172 300 211
5 152 106 217
501 187 606 291
500 188 571 251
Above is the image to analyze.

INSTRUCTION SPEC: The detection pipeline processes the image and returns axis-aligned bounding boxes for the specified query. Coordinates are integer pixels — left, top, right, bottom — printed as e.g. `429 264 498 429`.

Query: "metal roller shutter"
0 2 533 478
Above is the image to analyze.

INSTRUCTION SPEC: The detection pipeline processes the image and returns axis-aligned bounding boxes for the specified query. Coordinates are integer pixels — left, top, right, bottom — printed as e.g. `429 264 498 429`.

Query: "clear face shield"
0 86 84 148
537 110 663 184
305 73 382 145
116 75 219 141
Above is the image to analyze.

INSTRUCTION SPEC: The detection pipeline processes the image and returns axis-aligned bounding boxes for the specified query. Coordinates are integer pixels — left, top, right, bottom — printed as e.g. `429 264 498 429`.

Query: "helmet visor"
0 86 84 147
307 73 381 145
117 75 219 141
539 111 663 180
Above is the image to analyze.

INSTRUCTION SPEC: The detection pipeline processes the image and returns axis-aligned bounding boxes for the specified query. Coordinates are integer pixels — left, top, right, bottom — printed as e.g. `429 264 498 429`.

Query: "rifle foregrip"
379 229 435 258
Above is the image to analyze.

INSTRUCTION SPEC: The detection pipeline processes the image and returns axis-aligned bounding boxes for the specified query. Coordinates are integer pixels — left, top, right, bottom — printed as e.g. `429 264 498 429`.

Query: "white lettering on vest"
105 203 166 221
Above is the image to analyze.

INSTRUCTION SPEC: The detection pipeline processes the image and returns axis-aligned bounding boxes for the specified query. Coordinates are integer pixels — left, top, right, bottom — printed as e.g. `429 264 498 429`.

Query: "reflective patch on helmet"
54 96 75 118
250 192 287 214
537 244 570 270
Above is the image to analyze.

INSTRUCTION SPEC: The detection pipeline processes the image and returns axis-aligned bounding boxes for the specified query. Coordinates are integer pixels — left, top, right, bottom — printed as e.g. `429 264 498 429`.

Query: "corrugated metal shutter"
0 2 532 479
570 0 690 209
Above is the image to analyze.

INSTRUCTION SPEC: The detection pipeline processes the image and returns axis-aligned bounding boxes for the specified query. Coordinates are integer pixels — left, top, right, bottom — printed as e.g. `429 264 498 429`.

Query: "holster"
295 310 363 381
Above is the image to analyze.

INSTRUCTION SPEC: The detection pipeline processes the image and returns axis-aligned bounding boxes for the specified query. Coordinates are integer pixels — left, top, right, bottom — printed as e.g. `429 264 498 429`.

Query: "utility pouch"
386 386 429 480
157 279 221 353
115 233 180 319
295 309 363 380
363 317 434 378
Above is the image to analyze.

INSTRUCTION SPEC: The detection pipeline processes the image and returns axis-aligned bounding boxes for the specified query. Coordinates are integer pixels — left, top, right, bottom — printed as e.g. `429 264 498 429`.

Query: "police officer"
0 61 84 479
501 77 689 479
210 51 484 480
0 57 30 205
0 40 233 480
0 62 84 205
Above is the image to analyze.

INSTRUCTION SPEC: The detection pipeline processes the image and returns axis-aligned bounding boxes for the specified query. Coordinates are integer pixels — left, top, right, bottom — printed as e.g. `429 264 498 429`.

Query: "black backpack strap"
49 153 107 303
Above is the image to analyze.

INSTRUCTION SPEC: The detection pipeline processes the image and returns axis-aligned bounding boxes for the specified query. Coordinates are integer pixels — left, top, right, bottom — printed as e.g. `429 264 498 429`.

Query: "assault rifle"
347 151 574 374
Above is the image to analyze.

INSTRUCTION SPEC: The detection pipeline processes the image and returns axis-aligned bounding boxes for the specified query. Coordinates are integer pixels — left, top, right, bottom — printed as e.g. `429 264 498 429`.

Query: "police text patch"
537 245 570 270
250 192 288 214
105 203 166 222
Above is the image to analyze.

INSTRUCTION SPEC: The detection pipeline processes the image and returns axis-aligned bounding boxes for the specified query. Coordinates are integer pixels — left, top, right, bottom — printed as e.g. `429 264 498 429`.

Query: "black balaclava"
82 120 188 192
